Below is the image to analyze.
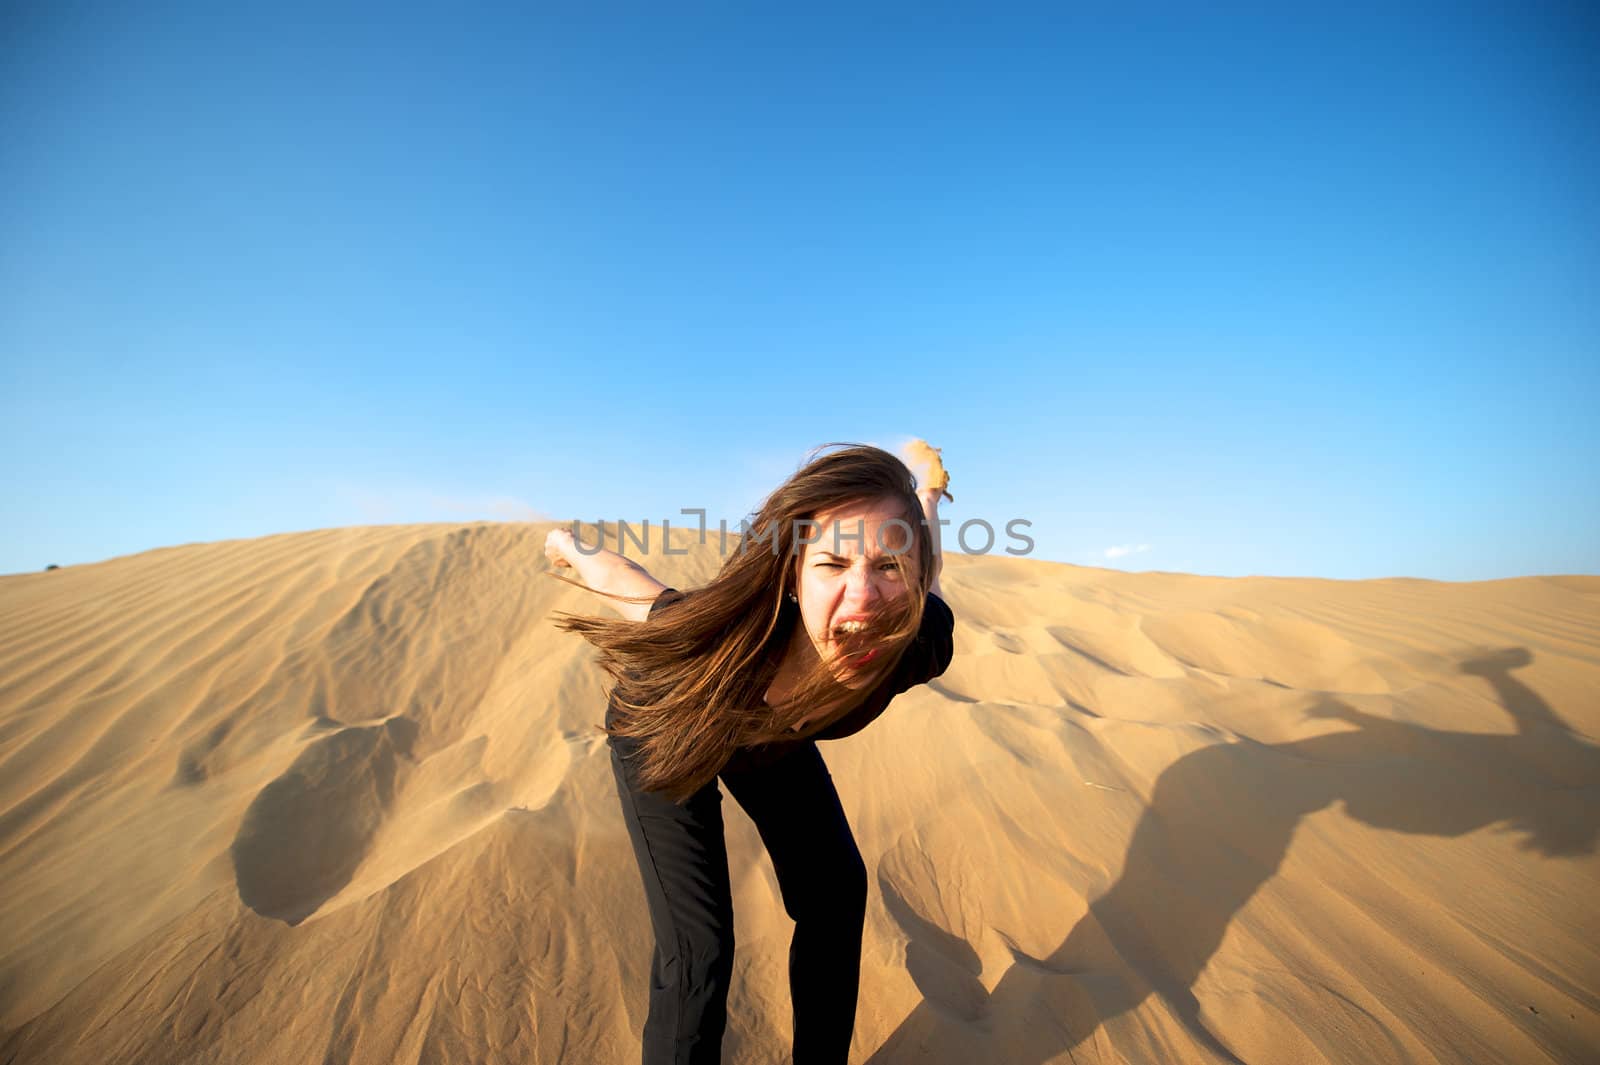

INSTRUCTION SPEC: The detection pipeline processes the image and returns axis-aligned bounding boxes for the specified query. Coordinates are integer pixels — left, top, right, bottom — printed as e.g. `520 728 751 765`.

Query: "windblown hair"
554 444 935 801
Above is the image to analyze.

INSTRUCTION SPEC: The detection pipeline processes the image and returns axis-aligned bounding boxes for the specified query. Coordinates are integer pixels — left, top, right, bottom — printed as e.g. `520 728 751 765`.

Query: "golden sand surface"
1 523 1596 1063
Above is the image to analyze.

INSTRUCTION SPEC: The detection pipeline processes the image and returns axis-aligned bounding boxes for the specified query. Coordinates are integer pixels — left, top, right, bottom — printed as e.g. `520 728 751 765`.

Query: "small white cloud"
422 492 549 522
481 496 547 522
1103 543 1152 560
329 481 548 525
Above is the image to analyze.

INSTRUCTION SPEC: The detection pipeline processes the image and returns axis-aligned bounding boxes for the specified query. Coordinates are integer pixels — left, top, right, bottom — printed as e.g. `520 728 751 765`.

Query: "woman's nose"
844 564 881 603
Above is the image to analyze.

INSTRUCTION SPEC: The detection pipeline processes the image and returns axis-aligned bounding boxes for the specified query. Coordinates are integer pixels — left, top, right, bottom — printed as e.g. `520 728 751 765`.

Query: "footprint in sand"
989 631 1026 655
877 866 990 1024
229 717 418 925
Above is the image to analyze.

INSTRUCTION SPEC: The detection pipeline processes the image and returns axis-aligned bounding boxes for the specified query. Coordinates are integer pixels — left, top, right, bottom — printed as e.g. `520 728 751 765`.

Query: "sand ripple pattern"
1 534 1597 1063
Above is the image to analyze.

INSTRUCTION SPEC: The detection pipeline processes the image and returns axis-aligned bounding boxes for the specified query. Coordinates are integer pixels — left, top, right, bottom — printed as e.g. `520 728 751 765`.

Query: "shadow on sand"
230 716 419 925
867 648 1599 1063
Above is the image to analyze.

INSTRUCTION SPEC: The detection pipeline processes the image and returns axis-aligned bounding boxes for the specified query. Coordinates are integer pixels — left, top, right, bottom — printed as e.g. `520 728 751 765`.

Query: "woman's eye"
817 562 845 569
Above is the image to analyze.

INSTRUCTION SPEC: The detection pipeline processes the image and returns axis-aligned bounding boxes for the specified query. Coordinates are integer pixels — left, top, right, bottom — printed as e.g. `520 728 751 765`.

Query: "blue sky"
3 3 1596 580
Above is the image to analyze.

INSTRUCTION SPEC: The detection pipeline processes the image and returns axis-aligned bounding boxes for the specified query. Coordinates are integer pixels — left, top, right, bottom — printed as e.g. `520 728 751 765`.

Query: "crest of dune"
1 524 1596 1063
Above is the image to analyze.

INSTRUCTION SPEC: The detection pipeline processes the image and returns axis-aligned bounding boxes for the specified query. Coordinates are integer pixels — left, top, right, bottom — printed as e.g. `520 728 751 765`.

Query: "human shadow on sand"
867 647 1599 1063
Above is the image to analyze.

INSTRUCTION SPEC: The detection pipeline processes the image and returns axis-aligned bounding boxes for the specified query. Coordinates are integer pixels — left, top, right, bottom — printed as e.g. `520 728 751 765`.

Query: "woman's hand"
544 528 577 569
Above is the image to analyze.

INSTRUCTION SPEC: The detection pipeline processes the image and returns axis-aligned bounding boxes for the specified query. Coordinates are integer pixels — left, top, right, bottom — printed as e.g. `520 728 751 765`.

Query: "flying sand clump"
903 439 954 502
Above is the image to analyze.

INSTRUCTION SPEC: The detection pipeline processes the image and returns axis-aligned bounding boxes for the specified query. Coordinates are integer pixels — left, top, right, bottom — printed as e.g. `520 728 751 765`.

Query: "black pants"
609 736 869 1065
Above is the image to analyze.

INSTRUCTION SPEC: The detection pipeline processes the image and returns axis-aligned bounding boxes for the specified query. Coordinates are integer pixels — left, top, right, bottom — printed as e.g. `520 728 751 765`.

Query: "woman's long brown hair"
553 444 935 801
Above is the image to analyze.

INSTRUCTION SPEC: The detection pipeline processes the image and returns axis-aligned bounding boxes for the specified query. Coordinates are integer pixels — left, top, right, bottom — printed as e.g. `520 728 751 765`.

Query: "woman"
545 444 956 1065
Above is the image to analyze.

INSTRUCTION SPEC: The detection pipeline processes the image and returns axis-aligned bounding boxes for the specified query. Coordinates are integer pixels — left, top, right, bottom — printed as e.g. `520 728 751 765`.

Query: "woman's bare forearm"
545 528 666 620
575 549 662 599
919 490 945 598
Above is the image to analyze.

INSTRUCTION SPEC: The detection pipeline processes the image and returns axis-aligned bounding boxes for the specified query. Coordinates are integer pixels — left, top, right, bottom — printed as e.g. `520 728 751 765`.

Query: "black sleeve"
648 587 686 618
884 592 956 696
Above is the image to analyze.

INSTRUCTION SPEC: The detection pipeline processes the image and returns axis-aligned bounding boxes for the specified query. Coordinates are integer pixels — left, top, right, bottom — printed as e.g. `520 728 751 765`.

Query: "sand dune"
1 523 1596 1063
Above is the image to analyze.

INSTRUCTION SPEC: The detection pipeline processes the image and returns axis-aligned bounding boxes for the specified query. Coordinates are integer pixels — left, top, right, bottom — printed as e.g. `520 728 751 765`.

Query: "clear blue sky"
4 3 1596 580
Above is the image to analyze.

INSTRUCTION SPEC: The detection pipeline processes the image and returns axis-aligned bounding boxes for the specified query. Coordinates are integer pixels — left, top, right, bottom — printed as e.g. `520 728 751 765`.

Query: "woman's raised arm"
545 527 667 622
918 490 945 599
903 439 952 600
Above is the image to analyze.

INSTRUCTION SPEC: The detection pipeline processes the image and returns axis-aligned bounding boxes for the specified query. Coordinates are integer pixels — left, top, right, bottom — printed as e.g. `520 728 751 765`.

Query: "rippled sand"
2 524 1596 1063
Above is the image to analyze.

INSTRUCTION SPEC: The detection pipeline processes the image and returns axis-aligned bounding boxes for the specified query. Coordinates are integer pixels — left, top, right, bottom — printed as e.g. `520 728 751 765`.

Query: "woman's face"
794 496 916 688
